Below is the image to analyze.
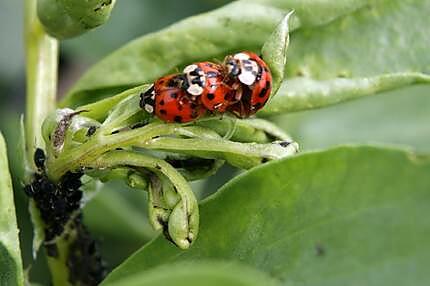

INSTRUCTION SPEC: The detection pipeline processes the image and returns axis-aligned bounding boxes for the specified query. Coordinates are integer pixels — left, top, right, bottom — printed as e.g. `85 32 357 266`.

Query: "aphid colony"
140 51 272 123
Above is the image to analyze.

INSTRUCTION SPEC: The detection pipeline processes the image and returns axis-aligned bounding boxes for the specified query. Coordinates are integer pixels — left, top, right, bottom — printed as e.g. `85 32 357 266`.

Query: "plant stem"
46 122 298 181
24 0 58 173
24 0 73 285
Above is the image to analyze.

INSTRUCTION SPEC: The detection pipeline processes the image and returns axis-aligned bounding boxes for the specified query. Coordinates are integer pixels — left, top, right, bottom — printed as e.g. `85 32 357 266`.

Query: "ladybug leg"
239 101 246 119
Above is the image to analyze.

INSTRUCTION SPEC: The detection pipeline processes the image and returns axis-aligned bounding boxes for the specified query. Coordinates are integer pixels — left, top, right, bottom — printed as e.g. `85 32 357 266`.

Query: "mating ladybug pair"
140 51 272 123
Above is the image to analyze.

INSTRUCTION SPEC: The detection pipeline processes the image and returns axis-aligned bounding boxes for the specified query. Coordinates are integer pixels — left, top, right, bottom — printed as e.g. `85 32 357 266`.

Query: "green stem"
88 150 199 249
46 122 298 181
24 0 58 173
24 1 73 285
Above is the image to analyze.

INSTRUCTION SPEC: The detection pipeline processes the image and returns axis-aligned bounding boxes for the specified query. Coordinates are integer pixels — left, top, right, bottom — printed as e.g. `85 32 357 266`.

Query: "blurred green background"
1 0 429 284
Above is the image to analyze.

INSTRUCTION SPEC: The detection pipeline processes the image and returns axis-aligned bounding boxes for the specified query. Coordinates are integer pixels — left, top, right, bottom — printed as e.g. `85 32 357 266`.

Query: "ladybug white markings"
235 53 260 85
140 85 156 114
183 64 206 96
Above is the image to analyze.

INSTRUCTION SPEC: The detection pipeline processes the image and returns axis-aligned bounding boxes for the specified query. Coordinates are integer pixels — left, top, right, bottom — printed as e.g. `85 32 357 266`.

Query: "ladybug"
140 74 206 123
223 51 272 117
182 62 233 113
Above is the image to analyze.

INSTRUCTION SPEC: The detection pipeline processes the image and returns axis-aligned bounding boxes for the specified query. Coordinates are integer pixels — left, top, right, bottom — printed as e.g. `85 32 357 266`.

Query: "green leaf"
260 73 430 116
103 145 430 286
61 0 371 107
102 260 280 286
0 132 24 286
262 11 293 95
62 0 430 120
274 85 430 152
285 0 430 79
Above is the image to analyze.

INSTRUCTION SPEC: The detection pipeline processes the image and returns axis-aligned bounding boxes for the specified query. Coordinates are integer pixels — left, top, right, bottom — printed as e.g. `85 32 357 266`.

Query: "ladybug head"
225 53 259 86
183 64 205 96
140 85 156 114
224 55 240 77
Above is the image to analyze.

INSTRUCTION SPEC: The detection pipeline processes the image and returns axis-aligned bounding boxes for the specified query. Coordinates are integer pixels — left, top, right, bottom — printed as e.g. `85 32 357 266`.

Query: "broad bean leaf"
260 73 430 115
261 11 293 95
258 0 430 115
0 132 24 286
61 0 371 107
63 0 429 119
103 146 430 286
102 260 280 286
285 0 430 79
274 85 430 153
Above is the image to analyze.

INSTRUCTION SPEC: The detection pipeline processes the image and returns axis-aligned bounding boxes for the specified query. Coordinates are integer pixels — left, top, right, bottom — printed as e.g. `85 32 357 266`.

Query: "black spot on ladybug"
256 65 263 81
253 102 262 109
174 116 183 123
170 93 178 99
160 109 167 115
167 79 177 87
189 70 200 76
206 71 218 78
191 77 204 86
34 148 46 169
159 100 165 106
258 85 269 98
207 93 215 100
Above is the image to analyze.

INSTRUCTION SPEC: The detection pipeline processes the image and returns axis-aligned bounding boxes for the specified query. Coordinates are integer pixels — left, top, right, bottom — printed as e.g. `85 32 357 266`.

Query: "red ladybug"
140 74 206 123
182 62 233 113
223 51 272 117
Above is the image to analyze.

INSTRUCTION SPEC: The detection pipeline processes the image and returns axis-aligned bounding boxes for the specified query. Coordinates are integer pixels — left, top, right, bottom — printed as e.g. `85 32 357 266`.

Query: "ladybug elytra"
223 51 272 118
140 74 206 123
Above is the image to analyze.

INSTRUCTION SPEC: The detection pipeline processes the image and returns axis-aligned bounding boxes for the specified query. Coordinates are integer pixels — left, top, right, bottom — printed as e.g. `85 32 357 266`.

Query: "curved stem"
88 150 199 249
